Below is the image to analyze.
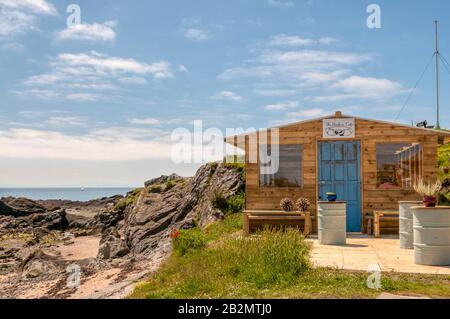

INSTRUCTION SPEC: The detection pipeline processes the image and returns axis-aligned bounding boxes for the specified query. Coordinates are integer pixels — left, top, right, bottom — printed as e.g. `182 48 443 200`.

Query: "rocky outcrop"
0 197 47 217
0 209 69 234
116 162 244 256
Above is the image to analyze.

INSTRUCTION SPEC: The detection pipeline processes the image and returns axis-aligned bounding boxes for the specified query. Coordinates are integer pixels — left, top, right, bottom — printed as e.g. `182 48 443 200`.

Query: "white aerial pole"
435 20 441 129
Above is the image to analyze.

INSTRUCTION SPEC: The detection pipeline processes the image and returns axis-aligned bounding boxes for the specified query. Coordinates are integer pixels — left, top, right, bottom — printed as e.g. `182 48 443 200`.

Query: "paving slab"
309 235 450 275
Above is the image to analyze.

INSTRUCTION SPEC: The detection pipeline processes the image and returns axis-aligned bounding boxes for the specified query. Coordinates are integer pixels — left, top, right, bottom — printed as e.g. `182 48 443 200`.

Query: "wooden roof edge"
224 112 450 145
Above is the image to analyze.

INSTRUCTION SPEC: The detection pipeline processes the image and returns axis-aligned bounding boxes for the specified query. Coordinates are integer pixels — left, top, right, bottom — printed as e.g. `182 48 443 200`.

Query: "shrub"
165 180 183 192
225 192 245 214
149 185 162 194
172 228 207 256
280 198 295 212
210 190 228 210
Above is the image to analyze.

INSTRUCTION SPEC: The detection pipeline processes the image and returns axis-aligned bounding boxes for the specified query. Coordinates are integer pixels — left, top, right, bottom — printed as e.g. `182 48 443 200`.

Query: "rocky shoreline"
0 162 244 299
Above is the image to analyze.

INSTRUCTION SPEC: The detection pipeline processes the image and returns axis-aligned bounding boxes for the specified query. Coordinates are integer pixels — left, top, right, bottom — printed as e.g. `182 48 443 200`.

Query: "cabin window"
376 143 423 189
259 144 303 187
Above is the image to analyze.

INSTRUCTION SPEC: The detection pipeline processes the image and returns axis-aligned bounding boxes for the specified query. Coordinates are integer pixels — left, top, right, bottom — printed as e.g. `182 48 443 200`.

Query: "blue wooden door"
318 141 362 232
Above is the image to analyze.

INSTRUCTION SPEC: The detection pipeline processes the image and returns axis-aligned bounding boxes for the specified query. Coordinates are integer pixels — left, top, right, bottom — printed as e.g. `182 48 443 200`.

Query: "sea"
0 188 134 202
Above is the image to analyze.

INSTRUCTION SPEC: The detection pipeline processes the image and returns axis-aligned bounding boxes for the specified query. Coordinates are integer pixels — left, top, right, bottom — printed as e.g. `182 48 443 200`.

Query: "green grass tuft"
114 188 142 211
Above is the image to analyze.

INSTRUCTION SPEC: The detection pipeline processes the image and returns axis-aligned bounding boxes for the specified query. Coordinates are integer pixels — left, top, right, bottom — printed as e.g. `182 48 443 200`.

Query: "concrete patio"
309 235 450 275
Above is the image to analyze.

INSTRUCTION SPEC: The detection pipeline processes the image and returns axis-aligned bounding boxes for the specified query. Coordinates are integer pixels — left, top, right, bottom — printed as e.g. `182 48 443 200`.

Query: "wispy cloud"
128 118 161 125
46 116 86 127
55 21 117 42
66 93 101 102
269 34 338 47
0 127 173 161
211 91 244 102
20 51 179 102
0 9 36 37
0 0 57 16
185 28 210 41
264 101 299 111
0 0 56 38
267 0 295 8
310 76 403 102
254 89 297 97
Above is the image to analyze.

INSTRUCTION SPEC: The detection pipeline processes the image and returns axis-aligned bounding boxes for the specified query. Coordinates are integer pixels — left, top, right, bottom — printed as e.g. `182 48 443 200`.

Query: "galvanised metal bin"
399 201 422 249
318 201 347 245
412 206 450 266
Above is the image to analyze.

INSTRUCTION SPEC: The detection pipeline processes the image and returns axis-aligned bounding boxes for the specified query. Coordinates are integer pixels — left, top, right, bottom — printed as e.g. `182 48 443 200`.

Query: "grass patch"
172 228 207 256
130 214 450 299
114 188 142 211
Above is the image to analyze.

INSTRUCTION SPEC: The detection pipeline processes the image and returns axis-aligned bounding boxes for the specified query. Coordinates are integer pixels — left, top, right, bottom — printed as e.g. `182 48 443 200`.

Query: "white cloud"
118 77 148 85
286 108 327 119
21 51 178 102
57 52 173 77
66 93 101 102
267 0 295 8
219 49 371 81
55 21 117 42
1 42 25 51
268 107 327 126
0 9 36 37
0 0 57 15
185 28 210 41
264 101 299 111
269 34 338 47
254 89 297 97
14 89 59 99
0 127 173 161
212 91 244 102
260 50 371 66
178 64 188 72
46 116 86 127
318 37 338 45
312 76 403 102
128 118 161 125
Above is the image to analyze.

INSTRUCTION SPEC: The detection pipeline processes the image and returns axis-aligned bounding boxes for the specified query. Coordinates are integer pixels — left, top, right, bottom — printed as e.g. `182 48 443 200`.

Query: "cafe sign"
323 118 355 139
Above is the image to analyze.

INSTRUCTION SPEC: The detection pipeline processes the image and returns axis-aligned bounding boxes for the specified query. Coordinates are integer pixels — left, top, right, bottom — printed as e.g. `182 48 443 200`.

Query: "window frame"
258 143 304 189
375 142 424 190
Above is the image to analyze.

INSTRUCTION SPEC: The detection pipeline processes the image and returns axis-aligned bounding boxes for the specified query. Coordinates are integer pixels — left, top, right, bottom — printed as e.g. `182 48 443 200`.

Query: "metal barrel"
399 201 422 249
412 207 450 266
318 202 347 245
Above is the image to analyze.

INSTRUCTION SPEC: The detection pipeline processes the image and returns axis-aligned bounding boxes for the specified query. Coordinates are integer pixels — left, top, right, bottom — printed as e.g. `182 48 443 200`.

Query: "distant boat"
80 187 85 192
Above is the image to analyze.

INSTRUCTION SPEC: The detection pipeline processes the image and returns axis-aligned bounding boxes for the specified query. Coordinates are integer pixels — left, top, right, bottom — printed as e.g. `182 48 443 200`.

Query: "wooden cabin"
225 111 450 234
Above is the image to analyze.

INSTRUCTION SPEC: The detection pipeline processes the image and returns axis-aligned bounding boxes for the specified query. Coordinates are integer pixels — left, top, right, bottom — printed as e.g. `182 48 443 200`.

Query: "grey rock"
0 197 47 217
98 228 129 260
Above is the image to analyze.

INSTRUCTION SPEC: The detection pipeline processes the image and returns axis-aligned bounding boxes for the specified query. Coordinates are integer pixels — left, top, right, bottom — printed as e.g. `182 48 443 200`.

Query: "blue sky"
0 0 449 187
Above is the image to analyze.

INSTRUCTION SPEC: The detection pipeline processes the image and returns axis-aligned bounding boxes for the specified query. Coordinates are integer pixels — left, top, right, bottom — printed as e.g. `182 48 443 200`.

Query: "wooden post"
374 211 381 238
304 211 311 236
243 212 250 236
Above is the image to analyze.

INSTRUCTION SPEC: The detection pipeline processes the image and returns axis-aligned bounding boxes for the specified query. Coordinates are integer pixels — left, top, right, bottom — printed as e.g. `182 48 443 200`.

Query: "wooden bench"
243 210 312 237
373 210 399 238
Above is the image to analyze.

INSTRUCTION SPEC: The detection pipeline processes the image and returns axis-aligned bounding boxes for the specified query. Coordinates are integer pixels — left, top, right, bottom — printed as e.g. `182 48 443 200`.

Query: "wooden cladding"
237 116 444 233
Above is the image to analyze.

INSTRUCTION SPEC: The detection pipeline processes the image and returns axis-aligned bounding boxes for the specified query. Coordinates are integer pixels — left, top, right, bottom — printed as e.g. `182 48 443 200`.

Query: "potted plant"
326 192 337 202
413 179 441 207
